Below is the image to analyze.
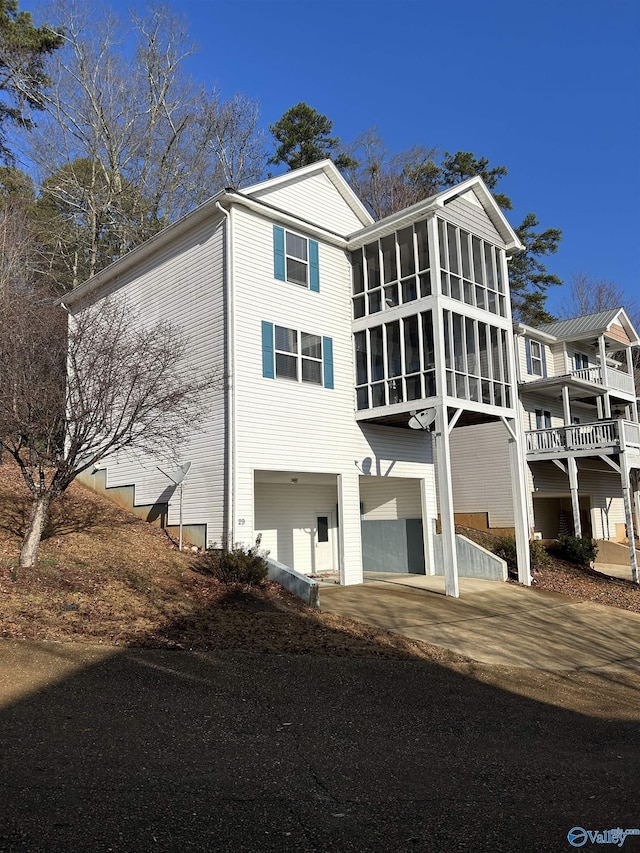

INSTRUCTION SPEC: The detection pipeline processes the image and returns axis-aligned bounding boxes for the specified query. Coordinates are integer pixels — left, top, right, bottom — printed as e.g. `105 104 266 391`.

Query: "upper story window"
351 220 431 319
525 338 547 377
261 321 333 388
273 225 319 292
438 219 507 318
574 353 589 370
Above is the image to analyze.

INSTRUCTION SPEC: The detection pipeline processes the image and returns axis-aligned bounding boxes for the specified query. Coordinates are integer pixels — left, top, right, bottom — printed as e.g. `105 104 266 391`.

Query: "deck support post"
434 407 459 597
502 416 532 586
620 455 639 584
567 456 582 537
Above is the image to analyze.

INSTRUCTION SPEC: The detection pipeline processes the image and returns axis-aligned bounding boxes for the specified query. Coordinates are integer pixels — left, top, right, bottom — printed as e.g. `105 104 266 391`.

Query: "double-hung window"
273 225 320 291
525 338 546 377
262 321 333 388
535 409 552 429
574 353 588 370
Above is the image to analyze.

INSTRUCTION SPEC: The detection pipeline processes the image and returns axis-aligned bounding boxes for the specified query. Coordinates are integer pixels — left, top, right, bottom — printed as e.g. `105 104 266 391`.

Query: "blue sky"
77 1 640 314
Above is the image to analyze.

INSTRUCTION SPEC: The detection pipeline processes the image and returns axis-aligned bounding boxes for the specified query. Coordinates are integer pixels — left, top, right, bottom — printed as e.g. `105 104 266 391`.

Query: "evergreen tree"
269 102 355 171
0 0 63 160
438 151 561 325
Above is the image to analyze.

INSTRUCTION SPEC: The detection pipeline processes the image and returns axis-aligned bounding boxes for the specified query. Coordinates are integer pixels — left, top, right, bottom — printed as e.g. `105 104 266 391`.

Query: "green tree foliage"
0 0 63 160
439 150 512 211
509 213 562 325
437 151 561 325
269 102 355 171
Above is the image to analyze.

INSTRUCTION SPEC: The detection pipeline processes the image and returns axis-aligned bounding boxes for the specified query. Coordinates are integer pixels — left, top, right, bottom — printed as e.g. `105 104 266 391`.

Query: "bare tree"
343 129 439 219
19 1 265 287
559 271 640 326
0 292 215 568
201 92 266 189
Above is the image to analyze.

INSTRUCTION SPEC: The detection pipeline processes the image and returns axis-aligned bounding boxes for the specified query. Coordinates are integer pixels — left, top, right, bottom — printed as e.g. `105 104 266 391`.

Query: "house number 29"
237 518 246 525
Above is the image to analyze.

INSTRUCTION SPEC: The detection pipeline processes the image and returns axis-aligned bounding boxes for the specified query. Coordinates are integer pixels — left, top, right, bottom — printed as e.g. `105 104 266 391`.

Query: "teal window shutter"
323 336 334 389
525 338 533 374
273 226 285 281
262 321 274 378
309 239 320 292
541 345 547 377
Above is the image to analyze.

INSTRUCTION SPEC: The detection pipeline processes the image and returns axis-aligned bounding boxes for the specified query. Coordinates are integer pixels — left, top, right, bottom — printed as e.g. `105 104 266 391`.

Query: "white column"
434 407 459 597
625 348 638 424
599 335 611 418
420 470 437 576
633 473 640 563
561 385 572 425
337 472 363 586
620 456 639 583
567 456 582 537
503 417 532 585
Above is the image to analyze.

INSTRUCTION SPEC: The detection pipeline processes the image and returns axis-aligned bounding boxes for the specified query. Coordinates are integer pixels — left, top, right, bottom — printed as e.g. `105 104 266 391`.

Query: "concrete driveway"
319 574 640 671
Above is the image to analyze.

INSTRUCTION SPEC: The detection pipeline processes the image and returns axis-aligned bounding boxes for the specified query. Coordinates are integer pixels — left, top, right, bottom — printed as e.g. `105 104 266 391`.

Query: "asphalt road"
0 643 639 852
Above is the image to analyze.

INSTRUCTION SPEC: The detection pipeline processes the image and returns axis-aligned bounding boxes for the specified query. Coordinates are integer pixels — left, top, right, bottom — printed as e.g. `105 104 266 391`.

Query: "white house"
450 307 640 579
62 160 533 597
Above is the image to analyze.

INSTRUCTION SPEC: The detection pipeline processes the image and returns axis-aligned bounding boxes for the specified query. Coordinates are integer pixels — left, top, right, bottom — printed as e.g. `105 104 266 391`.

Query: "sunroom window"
351 220 431 319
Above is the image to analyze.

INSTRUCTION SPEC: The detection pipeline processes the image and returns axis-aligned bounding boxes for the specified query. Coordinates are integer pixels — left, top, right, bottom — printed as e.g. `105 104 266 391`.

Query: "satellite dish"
157 461 192 486
408 409 437 431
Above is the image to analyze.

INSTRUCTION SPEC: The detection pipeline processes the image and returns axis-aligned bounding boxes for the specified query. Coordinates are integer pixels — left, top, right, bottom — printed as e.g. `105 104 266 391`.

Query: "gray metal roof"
539 308 623 340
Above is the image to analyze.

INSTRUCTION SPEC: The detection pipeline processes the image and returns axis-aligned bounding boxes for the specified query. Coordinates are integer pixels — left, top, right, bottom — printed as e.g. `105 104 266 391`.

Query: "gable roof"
347 175 523 252
539 307 640 346
242 159 374 229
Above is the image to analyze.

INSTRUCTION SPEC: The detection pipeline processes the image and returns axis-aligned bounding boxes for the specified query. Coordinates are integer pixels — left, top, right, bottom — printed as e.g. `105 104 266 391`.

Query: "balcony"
526 419 640 458
571 365 636 397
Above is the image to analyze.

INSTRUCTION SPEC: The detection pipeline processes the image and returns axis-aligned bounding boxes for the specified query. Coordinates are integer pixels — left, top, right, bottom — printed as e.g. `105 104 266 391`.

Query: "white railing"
607 367 636 396
526 420 621 454
622 420 640 449
570 365 636 396
571 366 602 384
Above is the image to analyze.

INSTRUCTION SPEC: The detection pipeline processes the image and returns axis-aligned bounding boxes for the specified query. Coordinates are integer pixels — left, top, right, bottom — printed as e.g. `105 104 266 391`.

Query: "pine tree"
269 102 355 171
0 0 63 160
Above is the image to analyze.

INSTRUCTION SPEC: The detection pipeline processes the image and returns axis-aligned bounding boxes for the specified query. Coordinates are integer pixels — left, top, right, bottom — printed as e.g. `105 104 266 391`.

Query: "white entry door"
314 512 334 572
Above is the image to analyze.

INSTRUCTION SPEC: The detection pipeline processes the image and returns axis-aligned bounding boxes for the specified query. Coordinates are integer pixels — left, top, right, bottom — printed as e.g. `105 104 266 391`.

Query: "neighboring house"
450 308 640 577
62 160 533 598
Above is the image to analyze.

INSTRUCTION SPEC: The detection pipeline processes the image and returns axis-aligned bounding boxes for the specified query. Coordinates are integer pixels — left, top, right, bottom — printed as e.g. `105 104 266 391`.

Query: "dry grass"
457 524 640 613
2 464 638 659
0 463 459 660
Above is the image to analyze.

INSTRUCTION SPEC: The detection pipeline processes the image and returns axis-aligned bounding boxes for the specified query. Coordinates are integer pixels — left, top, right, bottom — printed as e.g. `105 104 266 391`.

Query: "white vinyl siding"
440 196 503 245
448 422 514 528
76 218 228 545
248 170 366 235
359 477 422 520
230 204 437 572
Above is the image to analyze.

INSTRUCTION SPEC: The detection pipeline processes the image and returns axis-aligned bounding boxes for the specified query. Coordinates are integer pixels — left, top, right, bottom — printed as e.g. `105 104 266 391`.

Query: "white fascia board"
347 175 524 252
229 192 349 247
433 177 524 252
58 187 350 308
513 322 557 343
242 159 373 227
57 190 228 307
610 308 640 346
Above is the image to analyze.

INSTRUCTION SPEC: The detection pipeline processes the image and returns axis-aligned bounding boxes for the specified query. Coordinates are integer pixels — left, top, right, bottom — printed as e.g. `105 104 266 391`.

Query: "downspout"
216 202 235 549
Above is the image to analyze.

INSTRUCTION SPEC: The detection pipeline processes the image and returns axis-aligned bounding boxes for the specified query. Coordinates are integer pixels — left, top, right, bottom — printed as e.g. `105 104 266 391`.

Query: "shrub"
493 537 517 570
552 535 598 566
492 537 552 573
529 539 552 572
196 537 269 586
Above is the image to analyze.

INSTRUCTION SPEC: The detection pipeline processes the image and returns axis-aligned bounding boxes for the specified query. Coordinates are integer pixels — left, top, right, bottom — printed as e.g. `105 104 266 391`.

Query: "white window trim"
274 325 323 385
